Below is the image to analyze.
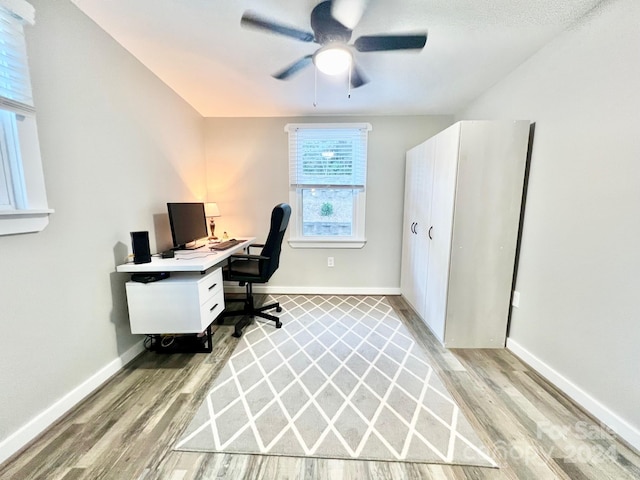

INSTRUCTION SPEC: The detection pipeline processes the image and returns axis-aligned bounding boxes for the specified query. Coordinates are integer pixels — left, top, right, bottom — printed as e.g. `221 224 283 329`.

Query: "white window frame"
285 122 371 249
0 0 53 236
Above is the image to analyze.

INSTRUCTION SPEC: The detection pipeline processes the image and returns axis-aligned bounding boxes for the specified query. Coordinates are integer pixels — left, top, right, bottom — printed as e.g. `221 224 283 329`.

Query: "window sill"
0 208 54 236
289 238 366 249
0 208 54 217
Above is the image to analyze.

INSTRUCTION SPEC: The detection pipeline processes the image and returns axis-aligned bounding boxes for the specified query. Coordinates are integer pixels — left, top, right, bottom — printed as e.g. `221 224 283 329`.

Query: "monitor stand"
178 242 205 250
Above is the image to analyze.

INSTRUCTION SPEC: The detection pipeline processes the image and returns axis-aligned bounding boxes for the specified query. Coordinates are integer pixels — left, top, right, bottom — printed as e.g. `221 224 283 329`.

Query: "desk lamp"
205 202 221 241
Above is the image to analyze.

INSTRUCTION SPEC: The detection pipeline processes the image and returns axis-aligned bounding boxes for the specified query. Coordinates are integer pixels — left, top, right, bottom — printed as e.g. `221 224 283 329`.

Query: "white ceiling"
70 0 603 117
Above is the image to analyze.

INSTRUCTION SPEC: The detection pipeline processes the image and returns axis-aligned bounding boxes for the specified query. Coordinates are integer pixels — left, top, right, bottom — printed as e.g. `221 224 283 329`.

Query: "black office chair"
218 203 291 337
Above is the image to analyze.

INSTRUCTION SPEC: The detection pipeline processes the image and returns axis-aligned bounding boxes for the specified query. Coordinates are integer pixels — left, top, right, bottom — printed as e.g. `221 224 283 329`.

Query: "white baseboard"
0 341 146 466
507 338 640 452
224 285 402 296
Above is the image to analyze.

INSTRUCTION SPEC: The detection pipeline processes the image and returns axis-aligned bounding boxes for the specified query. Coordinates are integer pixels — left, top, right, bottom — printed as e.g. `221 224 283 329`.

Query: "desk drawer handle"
208 283 218 291
209 303 219 312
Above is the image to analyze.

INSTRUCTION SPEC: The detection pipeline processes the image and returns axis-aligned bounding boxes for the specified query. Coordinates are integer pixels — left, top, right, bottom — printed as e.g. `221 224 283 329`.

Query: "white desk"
116 238 255 274
116 238 255 342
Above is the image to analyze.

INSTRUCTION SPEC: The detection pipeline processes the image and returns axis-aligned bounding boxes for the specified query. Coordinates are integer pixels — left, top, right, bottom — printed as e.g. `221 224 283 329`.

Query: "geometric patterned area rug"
175 295 496 467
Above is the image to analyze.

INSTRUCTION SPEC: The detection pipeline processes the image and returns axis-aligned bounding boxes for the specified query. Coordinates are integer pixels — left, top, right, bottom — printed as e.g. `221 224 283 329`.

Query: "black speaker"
131 231 152 264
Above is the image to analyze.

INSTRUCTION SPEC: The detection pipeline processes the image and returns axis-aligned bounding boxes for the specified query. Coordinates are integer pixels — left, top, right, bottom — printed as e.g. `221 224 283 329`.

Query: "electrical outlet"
512 291 520 308
327 256 334 267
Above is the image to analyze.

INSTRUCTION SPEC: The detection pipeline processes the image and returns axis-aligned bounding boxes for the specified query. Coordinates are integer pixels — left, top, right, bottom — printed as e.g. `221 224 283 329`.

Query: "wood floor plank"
252 454 304 480
1 295 639 480
7 424 83 480
58 467 86 480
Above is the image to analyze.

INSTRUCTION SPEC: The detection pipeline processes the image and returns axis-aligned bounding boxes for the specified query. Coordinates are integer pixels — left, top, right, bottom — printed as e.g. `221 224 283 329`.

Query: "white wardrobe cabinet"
400 120 530 348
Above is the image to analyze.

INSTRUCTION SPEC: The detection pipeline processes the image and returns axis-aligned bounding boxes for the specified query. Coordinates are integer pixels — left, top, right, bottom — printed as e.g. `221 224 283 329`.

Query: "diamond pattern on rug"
175 295 496 467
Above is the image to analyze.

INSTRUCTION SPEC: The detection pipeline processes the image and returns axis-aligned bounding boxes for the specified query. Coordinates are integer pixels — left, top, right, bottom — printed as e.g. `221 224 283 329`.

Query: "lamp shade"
313 45 352 75
204 202 221 217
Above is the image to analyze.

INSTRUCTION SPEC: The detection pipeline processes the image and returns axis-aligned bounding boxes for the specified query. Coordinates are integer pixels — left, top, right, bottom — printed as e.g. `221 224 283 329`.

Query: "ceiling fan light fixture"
313 46 352 75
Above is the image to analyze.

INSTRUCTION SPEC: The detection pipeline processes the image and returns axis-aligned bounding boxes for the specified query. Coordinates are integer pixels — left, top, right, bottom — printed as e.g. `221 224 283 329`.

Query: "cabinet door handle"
413 222 418 234
428 226 433 240
209 303 219 312
208 283 217 291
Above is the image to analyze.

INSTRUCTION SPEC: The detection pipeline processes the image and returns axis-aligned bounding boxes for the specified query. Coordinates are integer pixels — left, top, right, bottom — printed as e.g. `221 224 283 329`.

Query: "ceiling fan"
240 0 427 88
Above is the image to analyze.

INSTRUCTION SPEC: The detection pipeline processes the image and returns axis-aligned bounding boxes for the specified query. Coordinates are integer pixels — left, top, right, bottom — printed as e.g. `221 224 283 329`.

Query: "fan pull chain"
313 66 318 107
348 67 352 99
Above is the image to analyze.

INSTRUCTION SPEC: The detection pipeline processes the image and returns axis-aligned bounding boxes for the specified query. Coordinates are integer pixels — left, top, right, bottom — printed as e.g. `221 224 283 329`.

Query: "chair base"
218 283 282 337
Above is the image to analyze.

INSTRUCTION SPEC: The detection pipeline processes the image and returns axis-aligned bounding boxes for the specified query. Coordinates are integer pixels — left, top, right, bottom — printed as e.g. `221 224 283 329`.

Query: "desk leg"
202 325 213 353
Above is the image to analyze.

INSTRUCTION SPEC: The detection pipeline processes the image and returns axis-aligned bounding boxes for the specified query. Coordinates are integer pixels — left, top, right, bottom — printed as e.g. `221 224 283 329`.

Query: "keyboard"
209 239 241 251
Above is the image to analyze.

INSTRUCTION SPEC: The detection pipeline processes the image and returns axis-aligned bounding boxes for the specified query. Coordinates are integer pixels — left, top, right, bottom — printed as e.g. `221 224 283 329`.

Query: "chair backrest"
259 203 291 281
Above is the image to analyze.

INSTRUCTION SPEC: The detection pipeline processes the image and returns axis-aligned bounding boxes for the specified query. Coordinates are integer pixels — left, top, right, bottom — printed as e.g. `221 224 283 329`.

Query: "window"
0 0 52 236
286 123 371 248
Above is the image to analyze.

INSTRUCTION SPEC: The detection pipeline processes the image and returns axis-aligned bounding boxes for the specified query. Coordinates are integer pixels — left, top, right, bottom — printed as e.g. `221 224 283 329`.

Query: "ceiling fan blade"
350 62 369 88
354 33 427 52
273 55 314 80
331 0 370 30
241 11 315 42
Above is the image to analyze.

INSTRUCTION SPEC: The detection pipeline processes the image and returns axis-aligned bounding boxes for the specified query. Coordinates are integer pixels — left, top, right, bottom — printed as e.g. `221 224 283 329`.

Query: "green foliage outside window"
320 202 334 216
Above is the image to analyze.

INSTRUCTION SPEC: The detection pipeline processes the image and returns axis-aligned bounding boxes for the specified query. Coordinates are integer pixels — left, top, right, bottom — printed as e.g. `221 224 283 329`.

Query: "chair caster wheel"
276 306 282 312
276 321 282 328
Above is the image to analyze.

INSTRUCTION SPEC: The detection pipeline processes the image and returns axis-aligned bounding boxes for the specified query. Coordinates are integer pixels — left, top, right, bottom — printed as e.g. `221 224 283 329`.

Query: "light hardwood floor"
1 295 639 479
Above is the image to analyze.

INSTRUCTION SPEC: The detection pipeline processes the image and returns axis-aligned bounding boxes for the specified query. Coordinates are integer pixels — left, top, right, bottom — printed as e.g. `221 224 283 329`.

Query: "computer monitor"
167 202 208 250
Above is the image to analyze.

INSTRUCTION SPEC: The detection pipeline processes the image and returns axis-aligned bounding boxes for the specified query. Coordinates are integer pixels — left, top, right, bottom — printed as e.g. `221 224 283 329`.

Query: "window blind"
0 0 35 115
286 123 371 189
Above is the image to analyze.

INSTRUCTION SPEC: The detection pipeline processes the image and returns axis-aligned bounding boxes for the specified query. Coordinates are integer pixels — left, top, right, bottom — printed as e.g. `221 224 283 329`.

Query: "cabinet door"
400 144 423 313
424 123 460 343
401 140 435 317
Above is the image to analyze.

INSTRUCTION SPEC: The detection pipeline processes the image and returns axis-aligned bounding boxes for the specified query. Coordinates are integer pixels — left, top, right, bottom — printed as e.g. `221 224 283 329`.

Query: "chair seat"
223 259 264 283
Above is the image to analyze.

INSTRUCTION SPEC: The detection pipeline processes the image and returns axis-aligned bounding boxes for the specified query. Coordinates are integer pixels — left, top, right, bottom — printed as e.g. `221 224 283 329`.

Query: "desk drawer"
201 292 225 328
197 268 223 304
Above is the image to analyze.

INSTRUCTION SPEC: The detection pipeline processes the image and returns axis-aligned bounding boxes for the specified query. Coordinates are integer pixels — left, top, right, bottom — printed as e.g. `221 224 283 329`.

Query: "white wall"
0 0 205 461
458 0 640 448
204 115 453 293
